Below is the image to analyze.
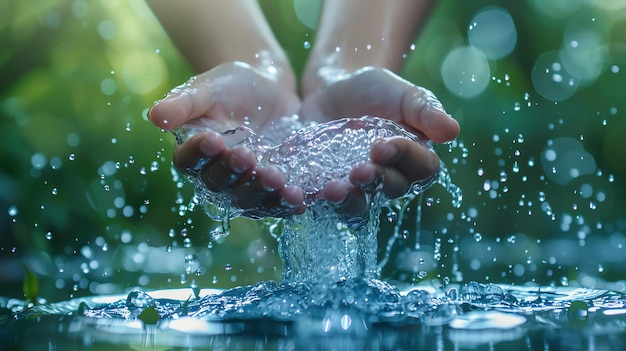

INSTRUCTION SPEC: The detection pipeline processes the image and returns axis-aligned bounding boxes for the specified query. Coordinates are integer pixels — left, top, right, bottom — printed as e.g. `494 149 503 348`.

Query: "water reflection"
5 284 626 350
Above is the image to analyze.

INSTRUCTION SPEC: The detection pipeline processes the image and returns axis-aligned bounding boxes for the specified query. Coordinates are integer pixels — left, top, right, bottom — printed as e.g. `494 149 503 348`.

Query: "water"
5 116 626 350
3 2 626 349
6 283 626 350
178 116 439 228
170 116 441 312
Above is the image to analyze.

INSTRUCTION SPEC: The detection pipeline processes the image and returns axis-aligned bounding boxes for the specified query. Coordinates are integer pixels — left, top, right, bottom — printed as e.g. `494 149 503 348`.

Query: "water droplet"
8 205 18 217
512 162 520 173
45 232 53 240
499 171 508 182
184 254 200 274
225 264 232 271
386 211 398 223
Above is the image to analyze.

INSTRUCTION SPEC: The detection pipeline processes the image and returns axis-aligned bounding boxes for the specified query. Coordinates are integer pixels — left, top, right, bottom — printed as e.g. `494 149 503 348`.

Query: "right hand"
148 62 306 218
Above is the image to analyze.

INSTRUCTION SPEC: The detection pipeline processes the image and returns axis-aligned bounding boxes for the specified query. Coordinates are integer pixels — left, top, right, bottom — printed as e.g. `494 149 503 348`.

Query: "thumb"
148 72 215 131
402 86 460 143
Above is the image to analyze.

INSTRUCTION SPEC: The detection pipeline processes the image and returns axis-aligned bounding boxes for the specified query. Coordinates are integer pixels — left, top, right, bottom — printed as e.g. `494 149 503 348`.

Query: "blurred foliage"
1 0 625 302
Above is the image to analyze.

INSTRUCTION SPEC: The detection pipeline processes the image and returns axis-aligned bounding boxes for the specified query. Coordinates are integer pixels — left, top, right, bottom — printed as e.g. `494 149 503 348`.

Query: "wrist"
301 44 405 98
249 50 297 92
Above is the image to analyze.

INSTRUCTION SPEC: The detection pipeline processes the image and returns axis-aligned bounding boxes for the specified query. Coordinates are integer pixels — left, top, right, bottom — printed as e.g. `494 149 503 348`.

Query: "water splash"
69 115 464 324
175 116 443 240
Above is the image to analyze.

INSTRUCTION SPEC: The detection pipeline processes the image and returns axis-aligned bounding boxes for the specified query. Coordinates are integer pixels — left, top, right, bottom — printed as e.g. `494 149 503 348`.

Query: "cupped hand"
148 62 306 218
300 67 460 214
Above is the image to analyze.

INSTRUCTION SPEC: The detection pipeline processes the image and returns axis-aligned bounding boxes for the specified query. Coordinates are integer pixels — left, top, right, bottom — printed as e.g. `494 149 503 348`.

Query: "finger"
350 162 411 199
148 73 214 130
402 86 460 143
200 146 256 192
173 131 226 173
321 181 368 223
370 137 440 182
280 185 306 213
230 167 284 210
230 169 304 218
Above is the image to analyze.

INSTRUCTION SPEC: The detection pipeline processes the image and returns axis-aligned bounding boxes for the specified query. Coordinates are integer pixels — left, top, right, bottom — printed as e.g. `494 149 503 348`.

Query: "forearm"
146 0 295 90
303 0 436 94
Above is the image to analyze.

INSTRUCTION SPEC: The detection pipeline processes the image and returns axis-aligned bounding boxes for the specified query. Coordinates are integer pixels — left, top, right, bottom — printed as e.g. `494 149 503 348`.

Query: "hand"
148 62 306 218
300 67 460 214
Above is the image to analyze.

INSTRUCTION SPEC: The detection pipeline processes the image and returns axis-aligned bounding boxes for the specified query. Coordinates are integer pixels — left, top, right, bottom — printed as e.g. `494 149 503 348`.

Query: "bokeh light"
531 51 580 101
293 0 321 30
541 137 597 186
560 15 610 86
441 46 490 98
121 52 167 95
468 7 517 60
529 0 587 18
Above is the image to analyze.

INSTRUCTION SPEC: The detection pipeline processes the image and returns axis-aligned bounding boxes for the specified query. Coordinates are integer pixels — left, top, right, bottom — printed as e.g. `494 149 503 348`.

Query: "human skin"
145 0 460 218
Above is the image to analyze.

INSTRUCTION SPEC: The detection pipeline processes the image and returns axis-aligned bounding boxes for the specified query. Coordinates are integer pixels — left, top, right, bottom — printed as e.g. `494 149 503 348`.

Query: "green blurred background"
1 0 626 302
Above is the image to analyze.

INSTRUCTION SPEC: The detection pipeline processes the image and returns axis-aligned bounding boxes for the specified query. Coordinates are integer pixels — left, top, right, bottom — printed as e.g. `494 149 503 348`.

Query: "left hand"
299 67 460 213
